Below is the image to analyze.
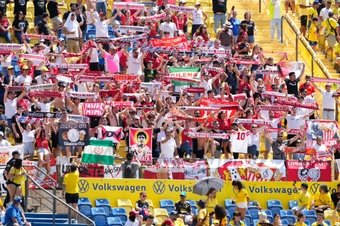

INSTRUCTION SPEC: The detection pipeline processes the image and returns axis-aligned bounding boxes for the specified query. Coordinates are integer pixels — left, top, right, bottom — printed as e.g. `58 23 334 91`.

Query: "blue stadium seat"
279 209 295 225
305 219 311 226
107 217 123 226
187 200 197 208
288 200 298 209
302 210 317 224
268 206 282 216
96 199 111 216
160 199 175 214
78 204 92 218
111 208 127 216
224 199 235 208
226 206 236 218
267 200 283 209
244 215 252 226
78 197 91 205
281 219 289 226
248 206 259 220
253 219 258 226
91 207 107 226
324 220 331 226
191 206 198 215
108 26 115 38
263 209 273 223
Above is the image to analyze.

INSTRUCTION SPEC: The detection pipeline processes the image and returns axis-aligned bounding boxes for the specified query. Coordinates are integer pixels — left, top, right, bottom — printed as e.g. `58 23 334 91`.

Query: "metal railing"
280 14 340 121
0 164 95 226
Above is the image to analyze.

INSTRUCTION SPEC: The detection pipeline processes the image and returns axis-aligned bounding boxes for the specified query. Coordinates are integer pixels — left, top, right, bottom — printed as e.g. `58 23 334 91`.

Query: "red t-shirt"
36 137 50 149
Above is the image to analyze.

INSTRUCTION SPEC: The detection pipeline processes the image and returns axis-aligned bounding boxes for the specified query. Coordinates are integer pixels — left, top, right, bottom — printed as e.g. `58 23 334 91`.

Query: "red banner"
150 36 187 48
29 91 62 98
112 74 138 81
129 128 153 165
82 102 105 116
286 160 332 182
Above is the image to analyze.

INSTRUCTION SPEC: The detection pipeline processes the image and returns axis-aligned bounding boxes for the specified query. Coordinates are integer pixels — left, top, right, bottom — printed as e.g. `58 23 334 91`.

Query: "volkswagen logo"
153 181 166 194
78 179 90 193
310 183 319 195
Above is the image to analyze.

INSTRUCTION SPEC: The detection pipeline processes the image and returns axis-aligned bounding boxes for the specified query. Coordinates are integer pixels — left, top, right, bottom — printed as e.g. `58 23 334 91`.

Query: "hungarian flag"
167 67 201 86
81 140 114 165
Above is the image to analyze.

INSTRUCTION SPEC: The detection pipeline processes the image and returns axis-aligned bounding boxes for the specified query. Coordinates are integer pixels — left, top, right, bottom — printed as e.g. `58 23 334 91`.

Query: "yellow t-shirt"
298 190 311 209
235 189 249 204
63 170 80 194
9 167 25 185
313 192 332 207
205 197 218 214
311 222 328 226
229 220 245 226
198 208 209 226
334 43 340 56
308 22 319 42
299 0 311 16
174 218 185 226
295 222 308 226
321 18 338 36
308 7 318 19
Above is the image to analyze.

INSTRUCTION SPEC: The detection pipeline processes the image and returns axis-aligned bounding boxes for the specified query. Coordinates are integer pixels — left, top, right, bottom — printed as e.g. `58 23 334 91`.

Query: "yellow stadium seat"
7 14 14 22
185 0 195 7
6 3 13 12
26 12 33 23
28 22 35 33
27 5 35 17
117 199 133 213
6 10 14 16
199 1 209 8
59 5 69 17
153 208 169 222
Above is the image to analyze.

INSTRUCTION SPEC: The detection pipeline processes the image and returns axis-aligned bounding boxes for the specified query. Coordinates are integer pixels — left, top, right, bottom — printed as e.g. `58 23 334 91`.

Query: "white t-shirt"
269 118 280 139
313 143 329 160
95 20 109 38
192 9 203 25
319 7 332 21
272 0 281 19
15 75 32 86
124 220 140 226
230 131 251 154
303 95 316 115
127 53 143 75
159 22 177 38
199 79 213 92
4 98 17 119
22 130 35 143
321 90 336 110
160 137 177 158
249 132 260 149
286 114 304 130
37 102 52 112
89 47 99 63
35 75 51 84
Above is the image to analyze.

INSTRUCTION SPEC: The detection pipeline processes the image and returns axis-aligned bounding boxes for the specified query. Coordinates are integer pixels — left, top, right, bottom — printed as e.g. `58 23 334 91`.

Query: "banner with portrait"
286 160 332 182
305 120 339 147
129 128 152 165
208 159 286 181
58 123 89 147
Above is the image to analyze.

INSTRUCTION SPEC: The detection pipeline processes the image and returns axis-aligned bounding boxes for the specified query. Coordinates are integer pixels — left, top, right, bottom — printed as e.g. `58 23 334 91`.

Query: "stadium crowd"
0 0 337 225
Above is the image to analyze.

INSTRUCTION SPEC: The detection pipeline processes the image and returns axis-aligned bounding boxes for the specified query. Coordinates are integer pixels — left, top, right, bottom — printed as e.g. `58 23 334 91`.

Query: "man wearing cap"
216 22 234 51
212 0 227 32
175 192 193 224
34 66 52 84
14 65 32 86
125 210 142 226
4 196 31 226
313 82 340 121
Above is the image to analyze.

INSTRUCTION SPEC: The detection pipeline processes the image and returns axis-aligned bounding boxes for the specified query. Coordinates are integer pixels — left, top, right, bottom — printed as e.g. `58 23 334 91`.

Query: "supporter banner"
56 75 73 84
68 91 97 99
143 159 208 179
168 67 201 85
23 112 62 118
113 2 145 10
276 99 318 110
232 93 247 101
78 76 114 82
258 105 289 111
29 91 62 98
118 26 150 33
49 63 88 69
310 77 340 84
108 101 134 108
305 120 339 147
200 98 239 110
200 49 231 56
235 118 271 126
8 86 27 92
150 36 187 48
188 132 229 139
0 145 24 164
112 74 138 81
77 179 338 210
136 12 166 21
82 103 105 116
208 159 286 182
262 91 296 100
67 114 90 123
179 106 219 111
183 87 205 93
110 33 148 42
23 34 55 40
265 128 304 135
167 4 195 12
58 123 89 147
21 54 45 66
25 158 58 189
0 43 23 51
79 163 105 178
82 140 114 165
286 160 332 182
103 164 123 179
29 83 55 91
140 82 162 94
129 128 152 165
99 90 118 98
99 126 123 143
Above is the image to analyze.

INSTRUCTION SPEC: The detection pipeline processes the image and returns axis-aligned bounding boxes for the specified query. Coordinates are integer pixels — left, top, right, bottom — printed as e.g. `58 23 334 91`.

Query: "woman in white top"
16 119 40 160
190 2 207 36
63 13 82 53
